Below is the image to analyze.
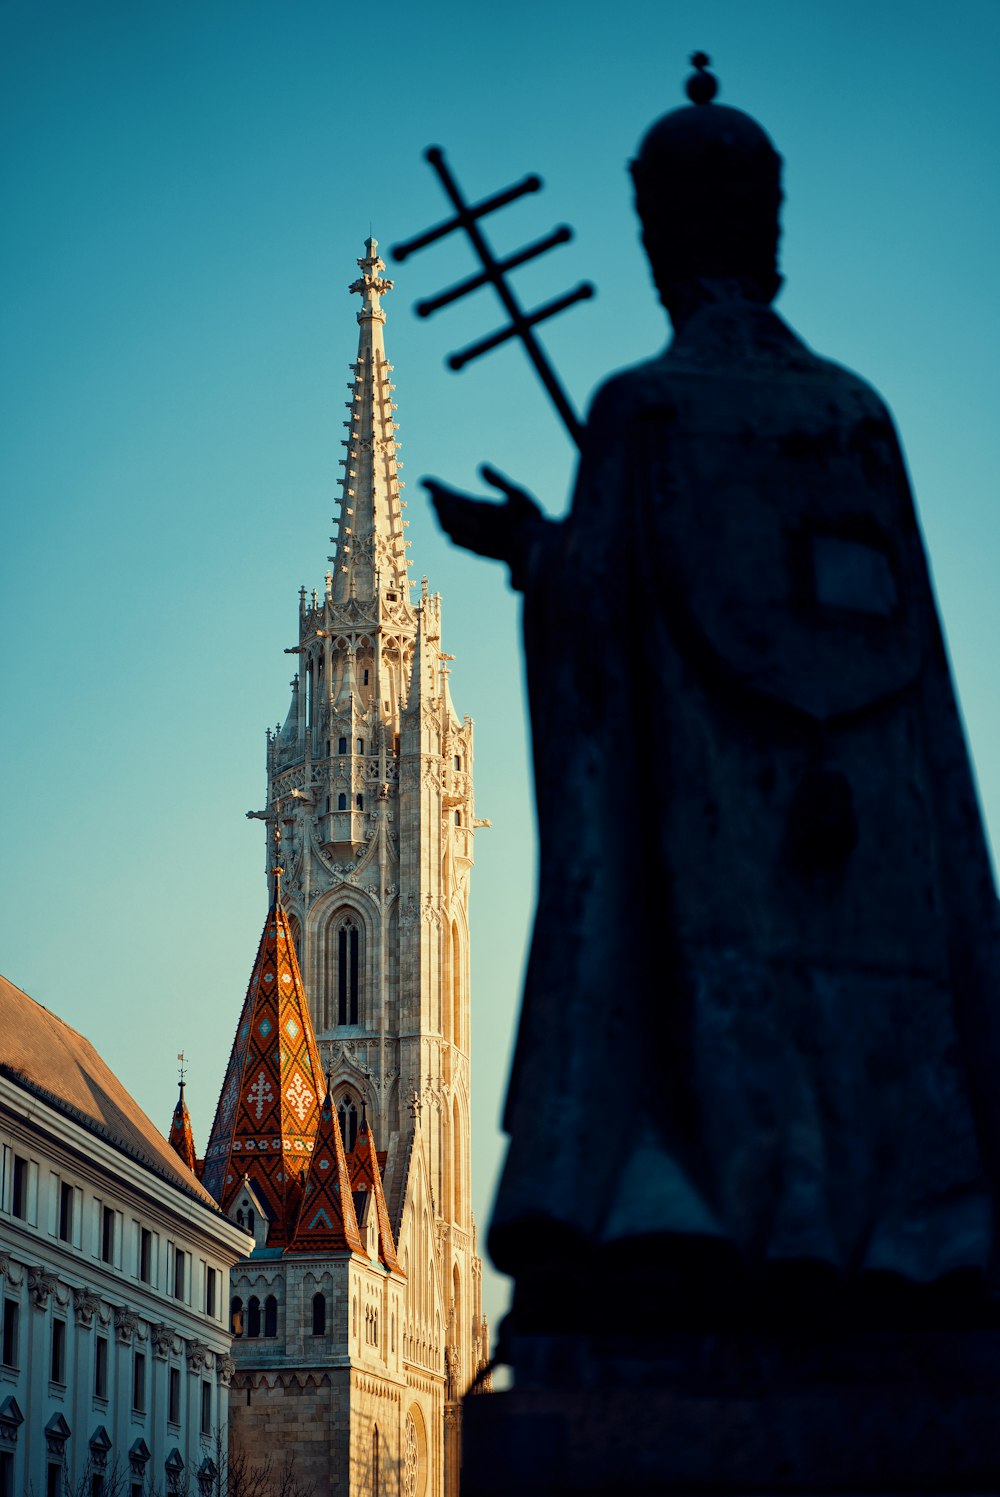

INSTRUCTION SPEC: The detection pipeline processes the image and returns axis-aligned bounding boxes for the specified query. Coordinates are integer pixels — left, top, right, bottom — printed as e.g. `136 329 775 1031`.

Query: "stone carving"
72 1287 103 1329
150 1322 177 1360
428 59 1000 1335
28 1267 59 1311
217 1354 236 1387
113 1307 139 1344
186 1340 214 1374
0 1252 23 1288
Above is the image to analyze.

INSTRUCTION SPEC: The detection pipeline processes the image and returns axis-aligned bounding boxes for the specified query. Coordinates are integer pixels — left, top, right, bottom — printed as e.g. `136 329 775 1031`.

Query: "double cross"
391 148 594 449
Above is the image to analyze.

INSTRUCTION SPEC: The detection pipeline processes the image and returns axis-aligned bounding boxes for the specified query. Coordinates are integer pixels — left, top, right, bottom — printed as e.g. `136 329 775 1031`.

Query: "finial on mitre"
686 52 718 105
177 1051 187 1089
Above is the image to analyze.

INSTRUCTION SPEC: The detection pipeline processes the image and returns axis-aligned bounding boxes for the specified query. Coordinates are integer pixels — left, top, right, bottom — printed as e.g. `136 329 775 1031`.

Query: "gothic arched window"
337 918 361 1025
230 1297 243 1337
246 1296 261 1338
339 736 347 755
312 1292 326 1336
356 794 364 812
338 792 347 811
263 1295 277 1338
338 1093 360 1152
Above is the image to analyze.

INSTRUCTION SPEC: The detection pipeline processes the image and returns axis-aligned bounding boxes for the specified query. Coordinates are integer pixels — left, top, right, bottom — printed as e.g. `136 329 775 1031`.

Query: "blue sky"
3 0 999 1335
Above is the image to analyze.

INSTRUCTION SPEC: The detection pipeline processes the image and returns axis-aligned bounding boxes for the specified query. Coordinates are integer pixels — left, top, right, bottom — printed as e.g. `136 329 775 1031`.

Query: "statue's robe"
490 299 1000 1291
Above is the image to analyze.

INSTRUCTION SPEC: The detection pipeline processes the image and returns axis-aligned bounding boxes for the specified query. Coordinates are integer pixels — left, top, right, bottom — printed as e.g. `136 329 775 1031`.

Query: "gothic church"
172 240 490 1497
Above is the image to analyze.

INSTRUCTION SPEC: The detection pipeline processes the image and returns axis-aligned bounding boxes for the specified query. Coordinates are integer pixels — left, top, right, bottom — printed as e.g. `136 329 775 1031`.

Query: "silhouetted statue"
428 56 1000 1338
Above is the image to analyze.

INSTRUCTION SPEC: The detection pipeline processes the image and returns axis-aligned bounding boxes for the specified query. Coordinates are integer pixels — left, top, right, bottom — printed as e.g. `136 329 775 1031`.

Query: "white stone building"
196 238 490 1497
0 975 251 1497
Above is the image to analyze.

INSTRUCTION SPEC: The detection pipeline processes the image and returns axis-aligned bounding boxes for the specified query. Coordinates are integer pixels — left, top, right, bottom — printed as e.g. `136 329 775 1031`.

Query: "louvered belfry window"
338 920 360 1025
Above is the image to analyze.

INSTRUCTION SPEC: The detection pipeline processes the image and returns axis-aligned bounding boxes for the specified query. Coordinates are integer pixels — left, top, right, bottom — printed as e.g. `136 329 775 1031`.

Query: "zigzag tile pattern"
202 898 323 1246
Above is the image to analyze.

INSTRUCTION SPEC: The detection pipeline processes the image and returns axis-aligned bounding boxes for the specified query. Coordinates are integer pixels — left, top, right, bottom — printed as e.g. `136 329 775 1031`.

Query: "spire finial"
686 51 718 105
350 236 393 321
177 1051 187 1089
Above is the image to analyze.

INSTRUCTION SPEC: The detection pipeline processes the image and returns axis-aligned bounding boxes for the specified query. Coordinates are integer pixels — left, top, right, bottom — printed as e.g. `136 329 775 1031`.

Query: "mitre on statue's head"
631 53 784 305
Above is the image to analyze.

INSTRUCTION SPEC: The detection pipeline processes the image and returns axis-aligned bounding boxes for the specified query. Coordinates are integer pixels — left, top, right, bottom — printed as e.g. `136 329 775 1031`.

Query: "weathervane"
390 147 594 448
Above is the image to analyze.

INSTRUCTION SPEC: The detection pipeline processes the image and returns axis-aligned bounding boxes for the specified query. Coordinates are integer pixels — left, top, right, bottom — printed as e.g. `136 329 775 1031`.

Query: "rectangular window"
1 1298 18 1368
1 1450 13 1497
95 1333 108 1399
58 1180 73 1242
201 1379 212 1436
51 1318 66 1384
11 1154 27 1219
173 1247 185 1302
139 1227 152 1283
101 1205 115 1264
91 1475 104 1497
132 1350 146 1412
205 1265 217 1318
168 1364 181 1424
47 1464 62 1497
131 1484 142 1497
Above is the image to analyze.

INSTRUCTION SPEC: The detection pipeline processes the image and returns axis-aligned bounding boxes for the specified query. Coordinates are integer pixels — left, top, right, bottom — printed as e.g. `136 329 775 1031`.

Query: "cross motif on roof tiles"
202 898 323 1247
286 1078 363 1256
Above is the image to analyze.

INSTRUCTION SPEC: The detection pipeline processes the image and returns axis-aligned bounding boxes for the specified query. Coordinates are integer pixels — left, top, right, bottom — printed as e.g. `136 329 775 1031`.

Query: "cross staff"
391 147 594 449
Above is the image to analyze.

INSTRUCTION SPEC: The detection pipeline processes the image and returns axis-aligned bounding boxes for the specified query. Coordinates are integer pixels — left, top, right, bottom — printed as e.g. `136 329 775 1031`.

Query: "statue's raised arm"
424 465 549 592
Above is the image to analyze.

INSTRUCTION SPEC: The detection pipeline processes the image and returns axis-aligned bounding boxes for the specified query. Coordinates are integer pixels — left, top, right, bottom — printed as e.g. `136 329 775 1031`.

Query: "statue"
427 57 1000 1342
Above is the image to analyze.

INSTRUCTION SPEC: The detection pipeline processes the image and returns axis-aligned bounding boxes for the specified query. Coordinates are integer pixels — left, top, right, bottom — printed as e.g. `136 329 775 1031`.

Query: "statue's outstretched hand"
424 465 547 591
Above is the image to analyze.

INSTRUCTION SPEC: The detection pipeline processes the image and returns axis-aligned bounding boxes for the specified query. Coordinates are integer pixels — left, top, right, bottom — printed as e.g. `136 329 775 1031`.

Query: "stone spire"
330 236 410 606
201 876 324 1248
287 1070 364 1255
167 1054 198 1174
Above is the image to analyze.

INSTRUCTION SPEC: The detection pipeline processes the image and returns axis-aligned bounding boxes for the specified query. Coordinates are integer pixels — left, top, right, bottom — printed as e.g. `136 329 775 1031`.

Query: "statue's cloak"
490 301 1000 1287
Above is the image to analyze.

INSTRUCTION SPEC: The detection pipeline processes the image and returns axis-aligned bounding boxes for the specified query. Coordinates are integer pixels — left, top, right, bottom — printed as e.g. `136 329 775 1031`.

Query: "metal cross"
391 147 594 449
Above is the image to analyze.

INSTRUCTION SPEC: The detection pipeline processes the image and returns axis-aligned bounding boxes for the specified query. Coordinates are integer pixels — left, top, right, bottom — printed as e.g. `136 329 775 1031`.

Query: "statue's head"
631 54 784 319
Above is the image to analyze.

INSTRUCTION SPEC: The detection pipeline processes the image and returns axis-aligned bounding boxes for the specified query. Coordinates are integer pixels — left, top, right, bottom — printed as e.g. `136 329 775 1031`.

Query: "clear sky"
3 0 999 1338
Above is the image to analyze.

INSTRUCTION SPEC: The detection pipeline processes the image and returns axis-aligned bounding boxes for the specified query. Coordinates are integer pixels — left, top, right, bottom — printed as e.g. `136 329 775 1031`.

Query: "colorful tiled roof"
0 975 218 1209
201 889 324 1247
286 1074 364 1255
348 1117 402 1273
168 1079 198 1174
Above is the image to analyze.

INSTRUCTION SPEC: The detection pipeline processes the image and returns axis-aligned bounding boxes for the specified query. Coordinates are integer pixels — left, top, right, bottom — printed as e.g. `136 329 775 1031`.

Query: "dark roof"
0 973 220 1211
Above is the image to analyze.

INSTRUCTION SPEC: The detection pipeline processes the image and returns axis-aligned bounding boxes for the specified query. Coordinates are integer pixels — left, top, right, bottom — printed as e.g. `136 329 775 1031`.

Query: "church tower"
206 240 488 1497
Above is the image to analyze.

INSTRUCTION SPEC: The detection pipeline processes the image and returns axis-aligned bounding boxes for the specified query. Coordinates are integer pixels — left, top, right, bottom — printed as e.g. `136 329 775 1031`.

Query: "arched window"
312 1293 326 1336
338 792 347 811
372 1426 380 1497
338 1093 359 1152
337 918 360 1025
357 738 364 754
263 1295 277 1338
454 810 461 826
453 1095 463 1223
338 736 347 755
230 1297 243 1337
246 1296 261 1338
453 1264 462 1378
356 794 364 811
452 924 462 1052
